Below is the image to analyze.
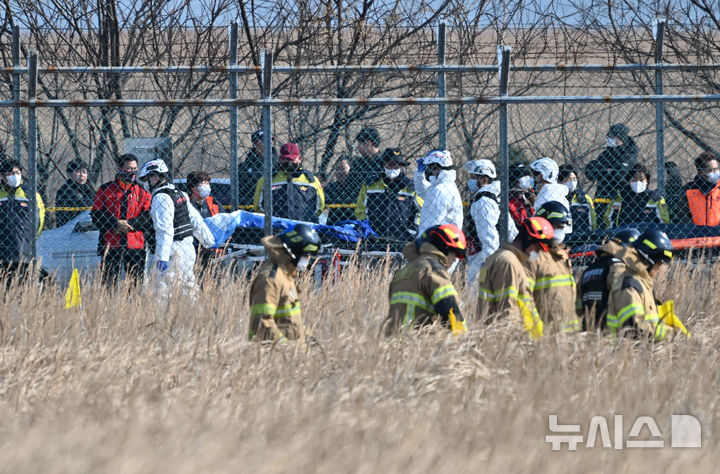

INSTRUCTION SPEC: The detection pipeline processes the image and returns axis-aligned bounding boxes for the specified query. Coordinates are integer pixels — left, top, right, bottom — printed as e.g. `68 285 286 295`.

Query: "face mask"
630 180 647 193
706 171 720 184
564 180 577 193
384 168 401 179
529 250 540 262
552 228 566 244
518 175 534 190
468 179 480 194
296 256 310 271
607 137 620 148
280 161 300 173
118 170 136 183
139 180 151 192
197 184 211 199
5 174 21 188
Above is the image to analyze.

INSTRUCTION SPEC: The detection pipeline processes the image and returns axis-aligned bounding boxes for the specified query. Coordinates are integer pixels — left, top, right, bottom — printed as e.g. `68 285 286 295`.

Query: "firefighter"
477 216 554 338
249 224 321 343
577 227 640 331
529 201 580 333
136 159 216 297
385 224 468 336
253 142 325 223
606 228 677 341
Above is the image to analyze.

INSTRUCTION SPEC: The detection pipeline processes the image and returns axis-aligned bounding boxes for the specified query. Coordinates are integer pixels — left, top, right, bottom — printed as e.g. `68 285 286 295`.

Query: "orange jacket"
686 185 720 226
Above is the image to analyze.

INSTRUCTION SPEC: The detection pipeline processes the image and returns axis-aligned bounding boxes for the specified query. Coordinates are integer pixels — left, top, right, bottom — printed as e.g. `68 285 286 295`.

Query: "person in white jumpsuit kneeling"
137 159 215 297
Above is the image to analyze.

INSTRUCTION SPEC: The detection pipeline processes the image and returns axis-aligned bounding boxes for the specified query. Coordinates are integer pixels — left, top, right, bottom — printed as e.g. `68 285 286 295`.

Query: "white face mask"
468 179 480 194
384 168 401 179
564 180 577 193
707 171 720 184
607 137 620 147
5 174 21 188
296 256 310 271
552 228 566 244
428 174 439 184
197 184 211 199
529 250 540 262
518 176 534 190
630 180 647 193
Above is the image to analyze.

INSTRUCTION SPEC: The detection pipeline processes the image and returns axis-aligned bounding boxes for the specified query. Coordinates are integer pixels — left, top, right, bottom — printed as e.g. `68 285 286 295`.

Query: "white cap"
530 157 559 183
465 159 497 179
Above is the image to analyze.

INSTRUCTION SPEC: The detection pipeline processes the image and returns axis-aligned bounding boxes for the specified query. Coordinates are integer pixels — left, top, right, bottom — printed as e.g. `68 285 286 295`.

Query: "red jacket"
91 179 152 251
509 190 535 227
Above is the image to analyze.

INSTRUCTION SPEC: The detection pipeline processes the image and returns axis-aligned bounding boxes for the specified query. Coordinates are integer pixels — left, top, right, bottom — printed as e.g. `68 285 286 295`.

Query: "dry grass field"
0 258 717 473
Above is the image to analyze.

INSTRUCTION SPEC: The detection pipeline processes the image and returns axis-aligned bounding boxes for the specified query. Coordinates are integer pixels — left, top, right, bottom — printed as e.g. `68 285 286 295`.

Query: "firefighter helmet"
279 224 321 262
421 224 467 259
536 201 571 226
633 228 673 265
610 227 640 245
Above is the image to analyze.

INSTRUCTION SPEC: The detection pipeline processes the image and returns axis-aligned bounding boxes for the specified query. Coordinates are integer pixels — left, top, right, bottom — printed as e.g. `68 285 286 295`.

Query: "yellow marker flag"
448 308 467 335
518 298 544 339
65 268 82 309
659 300 690 338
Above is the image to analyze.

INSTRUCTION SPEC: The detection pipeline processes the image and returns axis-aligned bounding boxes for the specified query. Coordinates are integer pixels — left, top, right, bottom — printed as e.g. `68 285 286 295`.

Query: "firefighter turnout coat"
355 173 423 241
385 242 465 336
525 244 580 333
477 242 544 338
606 246 676 341
576 239 626 330
249 235 306 342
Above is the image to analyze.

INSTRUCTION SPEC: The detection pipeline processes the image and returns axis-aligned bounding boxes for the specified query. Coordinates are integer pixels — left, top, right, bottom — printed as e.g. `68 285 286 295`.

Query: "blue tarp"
204 211 377 247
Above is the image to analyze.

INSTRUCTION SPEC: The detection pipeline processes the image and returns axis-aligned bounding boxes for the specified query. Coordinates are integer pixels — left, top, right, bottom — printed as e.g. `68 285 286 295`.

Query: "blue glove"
416 158 426 172
155 260 169 272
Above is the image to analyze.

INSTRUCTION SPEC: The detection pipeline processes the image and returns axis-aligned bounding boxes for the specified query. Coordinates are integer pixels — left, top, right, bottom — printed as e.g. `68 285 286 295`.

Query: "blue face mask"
468 179 480 194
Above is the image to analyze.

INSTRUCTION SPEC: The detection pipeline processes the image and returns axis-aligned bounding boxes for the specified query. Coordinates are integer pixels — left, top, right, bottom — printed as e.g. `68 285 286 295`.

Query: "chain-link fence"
2 24 720 284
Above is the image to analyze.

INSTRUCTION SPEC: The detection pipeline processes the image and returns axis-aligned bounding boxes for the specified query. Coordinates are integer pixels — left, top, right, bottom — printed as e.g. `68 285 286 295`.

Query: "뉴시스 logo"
546 414 701 450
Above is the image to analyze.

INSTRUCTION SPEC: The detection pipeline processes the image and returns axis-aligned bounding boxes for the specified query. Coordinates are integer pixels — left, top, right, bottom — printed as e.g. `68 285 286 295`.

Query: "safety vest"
154 187 193 241
579 255 621 329
569 190 595 233
686 186 720 226
0 184 45 262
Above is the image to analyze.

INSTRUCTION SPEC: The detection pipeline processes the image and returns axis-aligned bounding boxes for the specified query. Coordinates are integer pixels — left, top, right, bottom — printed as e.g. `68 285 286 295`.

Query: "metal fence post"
229 22 239 211
261 50 274 236
12 26 22 165
28 51 38 260
437 23 447 150
498 46 511 242
654 17 666 195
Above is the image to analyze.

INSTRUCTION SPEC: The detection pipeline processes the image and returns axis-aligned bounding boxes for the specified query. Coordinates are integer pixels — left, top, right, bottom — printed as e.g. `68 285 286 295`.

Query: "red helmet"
422 224 467 259
520 216 555 251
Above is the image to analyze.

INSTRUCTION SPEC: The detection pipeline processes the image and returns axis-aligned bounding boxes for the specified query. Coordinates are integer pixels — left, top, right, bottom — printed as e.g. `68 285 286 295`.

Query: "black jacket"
55 179 96 227
238 147 278 206
585 139 638 199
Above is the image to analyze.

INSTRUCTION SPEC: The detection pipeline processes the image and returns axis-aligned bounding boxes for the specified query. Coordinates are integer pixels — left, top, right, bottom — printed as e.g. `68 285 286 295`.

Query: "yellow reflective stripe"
527 278 535 292
478 285 519 302
607 303 644 330
432 284 457 304
251 303 277 316
533 274 575 290
390 291 434 312
644 313 660 323
594 198 613 204
274 304 301 318
562 318 582 333
251 302 300 318
655 321 667 341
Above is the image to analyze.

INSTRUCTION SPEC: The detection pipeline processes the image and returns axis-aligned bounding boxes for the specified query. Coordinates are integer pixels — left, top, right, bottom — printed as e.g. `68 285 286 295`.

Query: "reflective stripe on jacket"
0 184 46 262
606 188 670 228
386 242 463 335
568 189 597 232
477 242 543 338
355 174 423 240
248 235 306 342
525 245 580 333
254 170 325 222
606 246 675 341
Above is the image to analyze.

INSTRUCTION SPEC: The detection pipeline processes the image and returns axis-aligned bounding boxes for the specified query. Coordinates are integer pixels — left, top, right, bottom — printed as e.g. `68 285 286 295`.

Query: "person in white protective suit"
414 149 463 234
530 157 571 217
136 159 216 296
464 159 518 283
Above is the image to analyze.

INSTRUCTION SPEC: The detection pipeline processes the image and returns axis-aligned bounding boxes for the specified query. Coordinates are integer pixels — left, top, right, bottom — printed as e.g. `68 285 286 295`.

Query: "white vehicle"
37 210 102 284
